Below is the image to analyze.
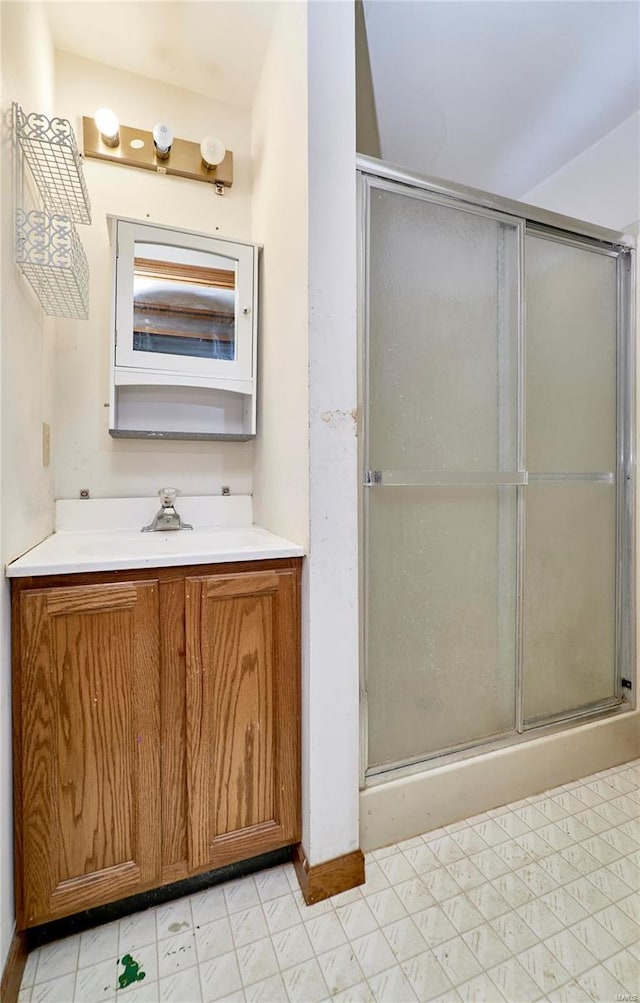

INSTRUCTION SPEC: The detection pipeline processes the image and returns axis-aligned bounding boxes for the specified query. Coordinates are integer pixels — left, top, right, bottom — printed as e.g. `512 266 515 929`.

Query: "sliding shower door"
363 180 524 772
361 171 634 778
522 233 621 726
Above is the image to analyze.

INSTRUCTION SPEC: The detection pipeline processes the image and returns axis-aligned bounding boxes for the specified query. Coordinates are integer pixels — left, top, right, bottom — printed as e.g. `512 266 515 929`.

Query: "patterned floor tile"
262 893 302 935
243 972 288 1003
228 907 267 951
440 895 485 935
350 929 397 977
159 966 202 1003
541 928 596 978
304 910 349 954
281 958 329 1003
487 958 545 1003
253 866 291 903
366 887 409 926
158 931 197 979
395 878 436 915
33 937 80 984
420 868 463 904
461 924 511 969
516 942 571 994
602 948 640 993
576 962 628 1001
77 923 120 970
73 958 117 1002
32 974 78 1003
20 757 640 1003
569 916 623 962
402 844 441 876
456 972 507 1002
539 888 588 928
368 964 417 1002
156 900 194 941
223 878 260 917
361 860 392 895
488 911 538 955
235 938 279 987
412 906 458 948
271 923 315 970
381 917 429 962
189 888 227 930
402 950 453 1001
592 902 640 947
465 883 511 922
328 981 376 1003
431 937 482 988
315 945 364 996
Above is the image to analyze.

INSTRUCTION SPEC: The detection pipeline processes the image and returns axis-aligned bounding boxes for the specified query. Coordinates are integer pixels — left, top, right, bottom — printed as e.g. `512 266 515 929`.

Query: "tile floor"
19 758 640 1003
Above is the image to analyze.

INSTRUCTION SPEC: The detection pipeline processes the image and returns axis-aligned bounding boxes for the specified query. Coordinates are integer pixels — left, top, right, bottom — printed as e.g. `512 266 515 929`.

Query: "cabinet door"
114 219 256 384
185 569 300 872
17 582 161 927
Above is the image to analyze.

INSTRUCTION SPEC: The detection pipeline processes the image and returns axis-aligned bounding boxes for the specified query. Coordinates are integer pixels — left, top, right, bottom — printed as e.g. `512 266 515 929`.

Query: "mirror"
133 244 237 362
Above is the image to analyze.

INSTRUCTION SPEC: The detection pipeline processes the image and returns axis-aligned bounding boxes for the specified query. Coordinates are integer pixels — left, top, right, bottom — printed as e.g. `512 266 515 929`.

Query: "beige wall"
522 112 640 232
250 1 309 547
0 0 56 970
53 52 255 500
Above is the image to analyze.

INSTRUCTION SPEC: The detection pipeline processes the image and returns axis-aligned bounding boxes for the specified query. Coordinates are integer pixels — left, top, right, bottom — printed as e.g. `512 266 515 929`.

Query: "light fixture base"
82 117 233 187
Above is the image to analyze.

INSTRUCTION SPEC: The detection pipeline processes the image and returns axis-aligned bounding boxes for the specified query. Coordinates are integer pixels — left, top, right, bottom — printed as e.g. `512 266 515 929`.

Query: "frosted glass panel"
367 487 517 769
368 189 519 471
526 236 617 473
523 484 616 724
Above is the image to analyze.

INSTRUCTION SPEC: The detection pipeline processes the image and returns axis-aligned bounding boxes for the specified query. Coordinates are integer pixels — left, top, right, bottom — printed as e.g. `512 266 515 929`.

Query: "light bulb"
153 122 173 159
94 107 119 147
200 136 226 168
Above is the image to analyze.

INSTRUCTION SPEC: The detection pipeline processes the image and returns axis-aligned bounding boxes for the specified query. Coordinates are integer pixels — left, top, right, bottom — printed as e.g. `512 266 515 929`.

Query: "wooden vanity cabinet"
12 558 301 929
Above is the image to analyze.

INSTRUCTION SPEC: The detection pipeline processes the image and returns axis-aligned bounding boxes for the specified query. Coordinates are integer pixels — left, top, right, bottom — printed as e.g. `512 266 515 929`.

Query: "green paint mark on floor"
117 953 146 990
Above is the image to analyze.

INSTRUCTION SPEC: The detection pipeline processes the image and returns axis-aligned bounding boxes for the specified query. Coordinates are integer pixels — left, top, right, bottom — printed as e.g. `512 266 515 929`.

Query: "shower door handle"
364 470 529 487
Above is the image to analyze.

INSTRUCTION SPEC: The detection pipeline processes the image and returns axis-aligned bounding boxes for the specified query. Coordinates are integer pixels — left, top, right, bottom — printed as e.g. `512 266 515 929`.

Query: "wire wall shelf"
16 210 89 320
14 104 91 224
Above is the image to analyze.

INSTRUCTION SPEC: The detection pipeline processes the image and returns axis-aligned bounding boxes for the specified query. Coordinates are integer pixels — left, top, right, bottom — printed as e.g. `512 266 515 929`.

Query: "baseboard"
293 844 365 905
1 931 28 1003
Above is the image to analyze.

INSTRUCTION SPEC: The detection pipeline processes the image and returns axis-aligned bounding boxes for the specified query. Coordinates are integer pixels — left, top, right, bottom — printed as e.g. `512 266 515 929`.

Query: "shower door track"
364 699 629 784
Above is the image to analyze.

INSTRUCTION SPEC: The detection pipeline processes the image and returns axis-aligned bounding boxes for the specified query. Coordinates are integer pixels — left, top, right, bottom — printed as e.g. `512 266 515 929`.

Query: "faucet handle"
159 487 179 507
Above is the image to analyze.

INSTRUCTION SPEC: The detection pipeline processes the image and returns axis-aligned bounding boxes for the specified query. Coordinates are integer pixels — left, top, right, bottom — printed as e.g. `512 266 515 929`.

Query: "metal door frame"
358 155 636 787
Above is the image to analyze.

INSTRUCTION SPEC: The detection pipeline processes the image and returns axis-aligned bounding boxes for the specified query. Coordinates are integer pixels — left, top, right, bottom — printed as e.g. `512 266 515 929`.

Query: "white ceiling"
46 1 278 108
362 0 640 198
48 0 640 198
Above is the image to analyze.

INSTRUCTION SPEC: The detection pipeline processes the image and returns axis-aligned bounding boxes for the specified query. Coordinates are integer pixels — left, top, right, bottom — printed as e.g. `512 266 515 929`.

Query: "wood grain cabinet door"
185 569 300 873
16 582 161 927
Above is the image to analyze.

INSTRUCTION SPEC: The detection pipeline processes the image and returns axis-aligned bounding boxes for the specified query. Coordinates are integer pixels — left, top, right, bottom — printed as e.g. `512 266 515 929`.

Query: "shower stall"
358 157 635 799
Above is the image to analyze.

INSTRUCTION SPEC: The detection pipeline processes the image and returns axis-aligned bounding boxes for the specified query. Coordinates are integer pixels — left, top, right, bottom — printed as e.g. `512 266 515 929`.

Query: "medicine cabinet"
109 217 259 440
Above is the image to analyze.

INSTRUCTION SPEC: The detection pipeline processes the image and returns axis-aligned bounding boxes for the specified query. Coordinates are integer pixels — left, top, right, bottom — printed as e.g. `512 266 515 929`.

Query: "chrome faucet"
142 488 193 532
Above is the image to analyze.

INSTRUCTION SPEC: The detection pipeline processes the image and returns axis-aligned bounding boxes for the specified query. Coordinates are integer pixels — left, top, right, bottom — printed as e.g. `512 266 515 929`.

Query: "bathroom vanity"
7 497 303 929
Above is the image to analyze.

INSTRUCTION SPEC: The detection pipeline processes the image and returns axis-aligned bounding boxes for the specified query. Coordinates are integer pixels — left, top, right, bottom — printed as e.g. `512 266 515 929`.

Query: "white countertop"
6 495 304 578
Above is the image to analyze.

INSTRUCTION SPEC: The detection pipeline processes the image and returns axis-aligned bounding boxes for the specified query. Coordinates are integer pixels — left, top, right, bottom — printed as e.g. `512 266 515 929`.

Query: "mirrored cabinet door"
113 218 256 384
132 244 237 363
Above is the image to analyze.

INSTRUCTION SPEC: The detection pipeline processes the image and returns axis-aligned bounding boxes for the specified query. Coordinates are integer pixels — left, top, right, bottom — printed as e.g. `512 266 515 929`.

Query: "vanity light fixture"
82 115 233 189
200 136 226 169
152 122 173 160
94 107 120 148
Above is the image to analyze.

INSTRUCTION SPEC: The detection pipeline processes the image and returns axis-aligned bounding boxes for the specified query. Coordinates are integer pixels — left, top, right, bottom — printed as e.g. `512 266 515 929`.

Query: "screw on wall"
221 486 231 496
79 489 90 499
